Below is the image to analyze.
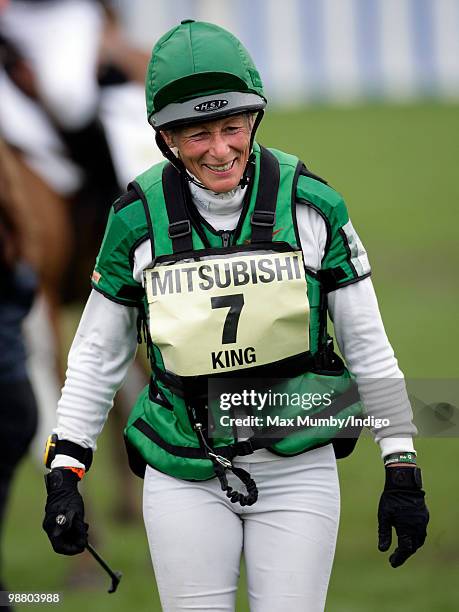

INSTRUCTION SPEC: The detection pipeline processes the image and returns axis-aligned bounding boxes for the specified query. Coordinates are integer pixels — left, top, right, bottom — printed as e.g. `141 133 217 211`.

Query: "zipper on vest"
220 231 231 247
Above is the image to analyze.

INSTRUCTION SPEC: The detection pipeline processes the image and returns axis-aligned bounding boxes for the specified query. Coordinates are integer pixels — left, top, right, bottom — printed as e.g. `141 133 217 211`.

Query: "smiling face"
162 114 253 193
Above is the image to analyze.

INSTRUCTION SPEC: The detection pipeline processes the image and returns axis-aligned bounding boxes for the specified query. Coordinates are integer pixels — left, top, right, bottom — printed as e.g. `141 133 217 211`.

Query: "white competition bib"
144 249 310 376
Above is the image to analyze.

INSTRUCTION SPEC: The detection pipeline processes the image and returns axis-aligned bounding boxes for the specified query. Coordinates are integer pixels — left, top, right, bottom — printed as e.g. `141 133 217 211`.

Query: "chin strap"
154 109 265 191
241 109 263 186
154 131 212 190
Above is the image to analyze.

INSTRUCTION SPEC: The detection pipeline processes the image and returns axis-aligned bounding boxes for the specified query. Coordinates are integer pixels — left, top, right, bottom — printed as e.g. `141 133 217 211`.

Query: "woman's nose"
209 132 230 159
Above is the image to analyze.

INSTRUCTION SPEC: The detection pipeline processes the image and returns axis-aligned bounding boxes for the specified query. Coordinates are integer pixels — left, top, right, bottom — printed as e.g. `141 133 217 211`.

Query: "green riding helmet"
146 19 267 131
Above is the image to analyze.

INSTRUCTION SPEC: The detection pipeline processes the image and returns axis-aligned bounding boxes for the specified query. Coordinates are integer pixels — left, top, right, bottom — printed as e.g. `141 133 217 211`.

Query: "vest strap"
168 220 192 239
251 210 276 227
152 351 315 402
250 146 280 242
129 180 155 260
132 416 269 461
162 163 194 253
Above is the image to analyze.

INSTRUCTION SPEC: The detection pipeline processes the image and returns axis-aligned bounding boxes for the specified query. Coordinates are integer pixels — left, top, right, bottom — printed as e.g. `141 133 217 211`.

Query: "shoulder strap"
129 180 155 261
113 187 139 213
299 163 328 185
162 163 193 253
250 146 280 243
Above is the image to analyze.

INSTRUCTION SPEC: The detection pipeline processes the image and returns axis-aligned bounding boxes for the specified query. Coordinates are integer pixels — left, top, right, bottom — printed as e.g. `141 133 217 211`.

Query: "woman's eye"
189 132 207 140
225 126 241 133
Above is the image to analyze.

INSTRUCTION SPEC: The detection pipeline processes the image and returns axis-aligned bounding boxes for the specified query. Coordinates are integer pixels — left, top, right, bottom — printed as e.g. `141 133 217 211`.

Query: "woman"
43 20 428 611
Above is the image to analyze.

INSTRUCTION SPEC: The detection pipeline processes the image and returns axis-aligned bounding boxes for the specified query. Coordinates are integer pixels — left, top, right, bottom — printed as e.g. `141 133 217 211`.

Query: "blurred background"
1 0 458 610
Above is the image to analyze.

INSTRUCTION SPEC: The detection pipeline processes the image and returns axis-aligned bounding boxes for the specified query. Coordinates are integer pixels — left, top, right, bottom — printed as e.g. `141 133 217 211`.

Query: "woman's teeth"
205 160 234 172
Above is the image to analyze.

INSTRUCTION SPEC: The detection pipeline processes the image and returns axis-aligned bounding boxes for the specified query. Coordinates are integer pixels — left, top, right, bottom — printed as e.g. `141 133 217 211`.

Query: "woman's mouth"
203 159 236 173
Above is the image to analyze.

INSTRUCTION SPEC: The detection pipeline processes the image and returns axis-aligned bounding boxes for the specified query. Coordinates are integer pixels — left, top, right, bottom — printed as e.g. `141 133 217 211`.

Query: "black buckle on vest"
168 220 191 238
251 210 275 227
317 267 347 293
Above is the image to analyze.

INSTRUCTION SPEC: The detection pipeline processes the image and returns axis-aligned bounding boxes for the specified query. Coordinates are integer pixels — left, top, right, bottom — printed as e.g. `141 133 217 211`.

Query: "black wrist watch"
43 434 93 471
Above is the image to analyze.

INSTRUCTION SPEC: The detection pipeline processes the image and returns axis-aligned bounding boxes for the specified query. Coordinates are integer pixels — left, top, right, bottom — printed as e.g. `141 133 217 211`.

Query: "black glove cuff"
45 468 80 493
384 466 423 491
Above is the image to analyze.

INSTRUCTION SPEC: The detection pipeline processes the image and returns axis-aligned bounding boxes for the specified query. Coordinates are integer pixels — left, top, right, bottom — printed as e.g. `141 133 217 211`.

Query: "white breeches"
143 444 340 612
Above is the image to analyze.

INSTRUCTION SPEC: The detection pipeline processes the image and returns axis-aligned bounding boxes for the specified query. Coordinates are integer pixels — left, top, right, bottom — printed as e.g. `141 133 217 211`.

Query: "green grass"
4 102 459 611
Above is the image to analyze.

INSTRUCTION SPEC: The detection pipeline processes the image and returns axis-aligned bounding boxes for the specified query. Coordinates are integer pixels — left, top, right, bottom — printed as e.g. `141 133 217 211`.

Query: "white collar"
188 180 246 218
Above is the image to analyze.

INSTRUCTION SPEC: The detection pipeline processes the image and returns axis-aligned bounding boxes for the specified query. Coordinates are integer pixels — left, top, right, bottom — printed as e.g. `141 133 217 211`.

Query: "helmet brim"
149 91 266 131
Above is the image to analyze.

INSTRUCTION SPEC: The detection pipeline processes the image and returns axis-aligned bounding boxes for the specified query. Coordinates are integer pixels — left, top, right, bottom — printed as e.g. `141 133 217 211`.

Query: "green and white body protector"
93 144 363 484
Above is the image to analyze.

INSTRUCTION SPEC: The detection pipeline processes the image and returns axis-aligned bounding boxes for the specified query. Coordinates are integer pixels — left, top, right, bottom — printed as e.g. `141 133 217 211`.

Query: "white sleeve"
295 203 415 458
51 290 138 468
328 278 416 457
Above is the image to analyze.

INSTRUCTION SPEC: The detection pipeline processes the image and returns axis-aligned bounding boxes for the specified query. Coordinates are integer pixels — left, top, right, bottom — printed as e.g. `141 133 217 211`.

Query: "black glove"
43 468 88 555
378 466 429 568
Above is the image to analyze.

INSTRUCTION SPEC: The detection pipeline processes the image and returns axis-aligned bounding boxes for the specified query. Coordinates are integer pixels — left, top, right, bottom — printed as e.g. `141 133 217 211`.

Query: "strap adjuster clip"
168 220 191 238
251 210 275 227
208 452 232 469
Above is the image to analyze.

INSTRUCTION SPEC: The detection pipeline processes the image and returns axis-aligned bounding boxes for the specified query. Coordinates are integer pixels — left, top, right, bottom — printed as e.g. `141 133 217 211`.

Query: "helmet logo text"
194 99 228 112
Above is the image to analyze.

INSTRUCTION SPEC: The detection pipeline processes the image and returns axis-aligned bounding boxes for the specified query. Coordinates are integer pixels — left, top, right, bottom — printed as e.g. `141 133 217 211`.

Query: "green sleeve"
91 198 148 306
296 174 371 290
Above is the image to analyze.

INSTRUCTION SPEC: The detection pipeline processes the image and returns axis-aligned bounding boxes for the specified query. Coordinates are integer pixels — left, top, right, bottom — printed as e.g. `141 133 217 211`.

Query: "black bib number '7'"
211 294 245 344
